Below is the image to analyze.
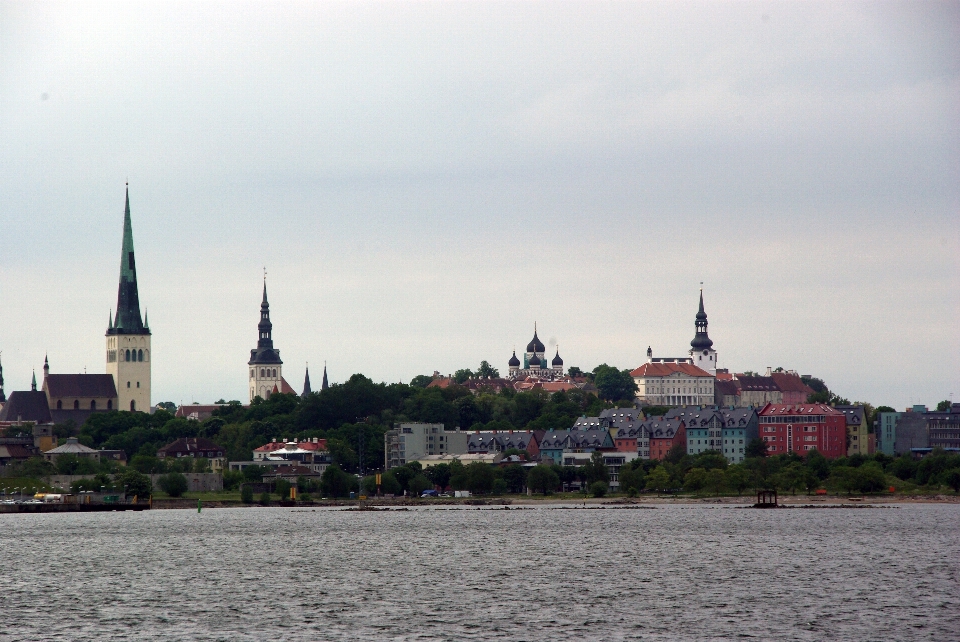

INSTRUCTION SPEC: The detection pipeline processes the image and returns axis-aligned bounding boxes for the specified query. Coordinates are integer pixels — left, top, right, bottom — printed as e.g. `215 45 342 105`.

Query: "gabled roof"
834 405 866 426
715 380 740 396
254 439 327 453
758 404 843 416
641 418 684 439
769 372 815 394
630 363 712 378
735 376 779 391
572 417 602 430
44 374 118 399
279 377 297 395
157 437 223 457
718 408 757 427
0 390 52 424
666 407 723 428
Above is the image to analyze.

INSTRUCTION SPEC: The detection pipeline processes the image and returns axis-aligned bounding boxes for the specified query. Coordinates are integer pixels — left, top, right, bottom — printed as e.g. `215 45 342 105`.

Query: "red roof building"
646 418 686 461
757 404 846 459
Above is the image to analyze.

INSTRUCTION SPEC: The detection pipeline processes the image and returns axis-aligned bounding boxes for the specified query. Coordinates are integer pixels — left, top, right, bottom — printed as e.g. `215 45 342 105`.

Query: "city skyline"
2 2 957 408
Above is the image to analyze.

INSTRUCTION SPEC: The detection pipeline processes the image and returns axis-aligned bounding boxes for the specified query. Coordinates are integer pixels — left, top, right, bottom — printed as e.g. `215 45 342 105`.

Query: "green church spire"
109 185 148 335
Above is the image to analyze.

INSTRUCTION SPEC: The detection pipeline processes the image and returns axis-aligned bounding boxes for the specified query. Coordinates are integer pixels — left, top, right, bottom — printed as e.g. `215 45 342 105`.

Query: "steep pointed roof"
526 323 545 353
321 364 329 390
108 186 148 336
302 366 312 397
249 279 282 365
690 289 713 350
0 354 5 403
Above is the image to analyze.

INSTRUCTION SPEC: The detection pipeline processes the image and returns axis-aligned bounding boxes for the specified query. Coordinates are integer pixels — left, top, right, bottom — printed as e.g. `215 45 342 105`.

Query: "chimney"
765 367 772 376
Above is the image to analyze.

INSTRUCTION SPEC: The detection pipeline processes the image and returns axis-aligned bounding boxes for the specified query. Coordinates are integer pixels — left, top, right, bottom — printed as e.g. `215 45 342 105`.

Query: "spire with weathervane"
321 363 329 390
689 288 717 375
248 271 283 402
108 185 148 336
302 364 312 397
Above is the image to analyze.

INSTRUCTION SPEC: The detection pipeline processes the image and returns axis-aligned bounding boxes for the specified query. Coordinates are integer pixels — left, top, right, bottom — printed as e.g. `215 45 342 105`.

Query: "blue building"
876 411 902 456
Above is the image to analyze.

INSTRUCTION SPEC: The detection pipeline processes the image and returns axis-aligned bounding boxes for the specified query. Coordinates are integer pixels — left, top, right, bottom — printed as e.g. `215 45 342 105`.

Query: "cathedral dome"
552 349 563 366
508 351 521 367
529 354 541 367
526 327 545 353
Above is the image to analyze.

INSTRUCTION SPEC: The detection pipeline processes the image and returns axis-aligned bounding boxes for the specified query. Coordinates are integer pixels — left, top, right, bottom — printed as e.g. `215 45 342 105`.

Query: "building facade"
835 405 869 457
757 404 846 459
105 186 151 412
875 411 901 456
632 362 714 407
384 423 470 469
646 418 686 460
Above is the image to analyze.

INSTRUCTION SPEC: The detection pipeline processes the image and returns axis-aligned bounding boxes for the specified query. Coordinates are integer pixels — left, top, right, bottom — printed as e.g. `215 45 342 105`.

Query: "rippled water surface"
1 503 957 641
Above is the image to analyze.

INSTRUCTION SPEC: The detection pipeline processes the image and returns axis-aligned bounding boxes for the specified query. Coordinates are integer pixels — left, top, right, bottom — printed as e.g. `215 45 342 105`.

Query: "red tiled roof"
280 377 297 395
254 439 327 453
630 363 713 378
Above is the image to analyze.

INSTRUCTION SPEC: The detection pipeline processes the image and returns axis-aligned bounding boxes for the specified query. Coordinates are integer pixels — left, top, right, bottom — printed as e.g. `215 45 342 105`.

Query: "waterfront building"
384 423 470 469
835 405 869 457
467 431 539 458
646 418 686 460
671 406 756 463
156 438 226 472
105 186 152 412
876 411 900 456
927 404 960 452
894 406 929 455
537 429 614 463
757 404 846 458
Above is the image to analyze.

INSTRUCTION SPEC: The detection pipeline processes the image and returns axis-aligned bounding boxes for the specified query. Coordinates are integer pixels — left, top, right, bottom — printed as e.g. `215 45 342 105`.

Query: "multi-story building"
645 418 686 460
757 404 846 458
105 186 152 412
467 430 539 458
632 362 714 407
927 404 960 451
894 406 929 455
835 405 869 456
384 423 470 469
875 411 901 456
537 429 614 463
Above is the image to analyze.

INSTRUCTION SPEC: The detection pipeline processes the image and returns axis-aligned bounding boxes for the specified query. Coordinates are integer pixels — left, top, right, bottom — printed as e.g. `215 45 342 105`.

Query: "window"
91 400 97 410
138 349 143 362
260 369 265 377
73 400 80 410
127 381 131 388
125 349 131 361
57 400 62 409
137 382 140 388
130 400 136 411
107 400 113 410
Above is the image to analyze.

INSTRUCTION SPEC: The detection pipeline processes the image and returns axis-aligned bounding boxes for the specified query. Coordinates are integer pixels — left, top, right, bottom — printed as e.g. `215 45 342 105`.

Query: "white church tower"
688 289 717 375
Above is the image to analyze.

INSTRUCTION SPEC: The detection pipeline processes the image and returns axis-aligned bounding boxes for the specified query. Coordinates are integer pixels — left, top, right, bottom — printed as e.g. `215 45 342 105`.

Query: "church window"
125 349 131 361
138 349 143 361
260 369 265 377
91 400 97 410
127 381 131 388
137 382 140 388
57 400 62 410
107 400 113 410
130 400 136 411
73 400 79 410
250 370 254 378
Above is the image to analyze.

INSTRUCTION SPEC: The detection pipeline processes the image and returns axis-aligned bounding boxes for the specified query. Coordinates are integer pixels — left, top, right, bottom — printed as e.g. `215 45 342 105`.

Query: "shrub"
240 484 254 504
158 473 189 498
258 492 271 506
589 481 607 498
115 469 152 497
275 479 292 499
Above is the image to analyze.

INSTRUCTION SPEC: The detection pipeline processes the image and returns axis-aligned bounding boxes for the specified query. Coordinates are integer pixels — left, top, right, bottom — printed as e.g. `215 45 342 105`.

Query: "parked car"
420 489 439 498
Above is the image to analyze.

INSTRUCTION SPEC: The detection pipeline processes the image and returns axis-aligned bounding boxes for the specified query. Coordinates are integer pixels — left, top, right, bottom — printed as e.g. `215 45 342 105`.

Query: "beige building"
631 362 715 407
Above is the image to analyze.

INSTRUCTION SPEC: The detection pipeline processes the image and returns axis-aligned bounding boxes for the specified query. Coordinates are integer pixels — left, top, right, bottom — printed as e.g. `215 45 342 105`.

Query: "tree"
320 464 354 498
503 464 527 494
425 463 451 490
665 443 687 465
410 375 434 388
589 481 607 497
465 462 495 495
448 459 468 491
454 369 474 384
259 492 271 506
619 466 645 495
115 469 152 497
645 467 671 493
275 478 292 499
944 469 960 493
937 400 952 412
527 465 560 495
725 467 751 496
567 366 584 378
409 474 432 495
476 361 499 378
240 484 254 504
704 469 725 496
156 402 176 412
684 468 707 492
158 473 189 498
584 451 609 486
745 438 768 458
592 364 638 401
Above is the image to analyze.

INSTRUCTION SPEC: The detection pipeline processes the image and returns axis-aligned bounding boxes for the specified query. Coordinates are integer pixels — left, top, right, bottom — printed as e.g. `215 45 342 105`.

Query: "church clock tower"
688 289 717 375
106 185 151 412
248 280 283 401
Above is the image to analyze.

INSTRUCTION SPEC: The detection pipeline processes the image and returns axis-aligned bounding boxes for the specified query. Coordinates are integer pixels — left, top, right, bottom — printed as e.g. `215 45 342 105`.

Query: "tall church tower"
106 185 151 412
248 280 283 401
688 289 717 375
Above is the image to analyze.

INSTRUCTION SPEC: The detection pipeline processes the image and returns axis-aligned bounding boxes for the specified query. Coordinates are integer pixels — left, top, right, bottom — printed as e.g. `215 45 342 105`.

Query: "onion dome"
508 351 521 367
690 290 714 350
529 353 541 367
526 324 545 353
552 348 563 366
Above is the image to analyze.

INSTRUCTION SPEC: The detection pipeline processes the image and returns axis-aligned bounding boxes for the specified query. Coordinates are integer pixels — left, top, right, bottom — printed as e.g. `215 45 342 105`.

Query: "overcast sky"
1 1 957 410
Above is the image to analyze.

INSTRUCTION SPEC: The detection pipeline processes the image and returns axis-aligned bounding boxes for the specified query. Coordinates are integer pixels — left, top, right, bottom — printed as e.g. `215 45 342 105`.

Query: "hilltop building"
507 325 564 380
105 186 151 412
247 281 296 401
